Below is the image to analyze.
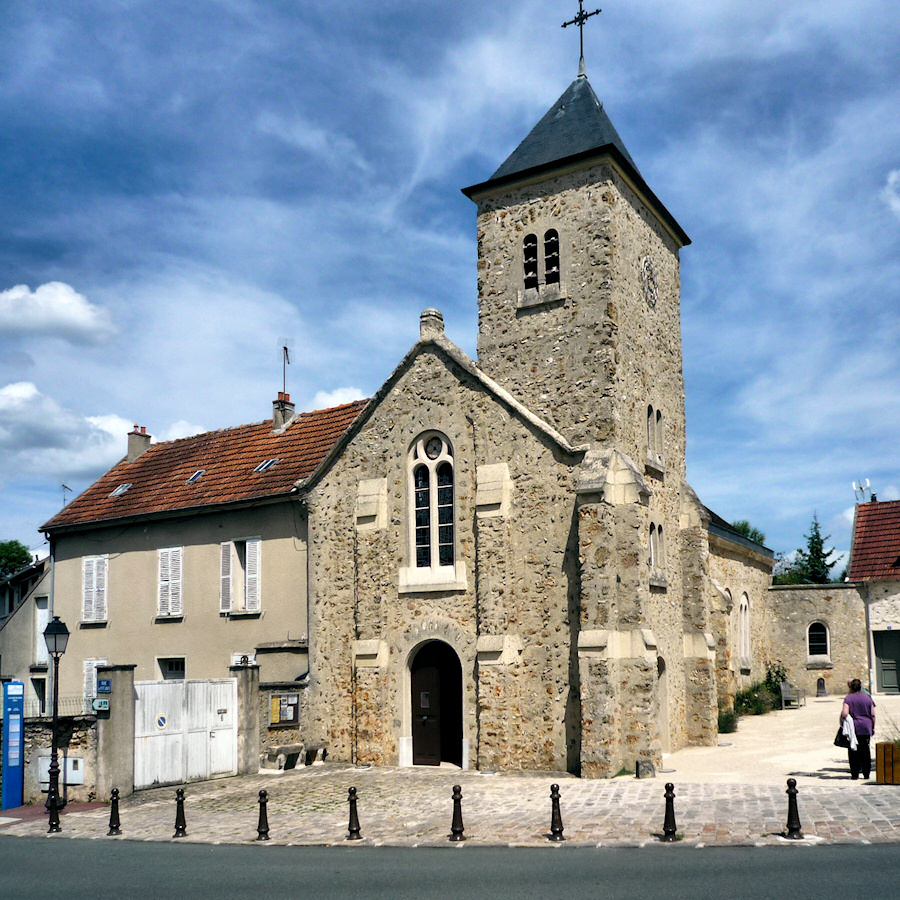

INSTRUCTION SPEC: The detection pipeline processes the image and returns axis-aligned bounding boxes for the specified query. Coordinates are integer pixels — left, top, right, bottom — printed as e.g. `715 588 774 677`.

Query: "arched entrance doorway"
410 641 463 766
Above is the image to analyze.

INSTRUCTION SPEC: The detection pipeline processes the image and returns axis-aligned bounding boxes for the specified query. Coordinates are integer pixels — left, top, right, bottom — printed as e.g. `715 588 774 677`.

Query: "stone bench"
261 741 327 771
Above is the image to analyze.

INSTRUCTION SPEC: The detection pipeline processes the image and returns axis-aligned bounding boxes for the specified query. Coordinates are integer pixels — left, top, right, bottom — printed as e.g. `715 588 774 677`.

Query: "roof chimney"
273 392 295 430
127 424 151 463
420 308 444 340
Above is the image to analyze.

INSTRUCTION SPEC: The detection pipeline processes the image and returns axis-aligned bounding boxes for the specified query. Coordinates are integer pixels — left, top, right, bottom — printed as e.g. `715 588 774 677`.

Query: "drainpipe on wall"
863 582 874 694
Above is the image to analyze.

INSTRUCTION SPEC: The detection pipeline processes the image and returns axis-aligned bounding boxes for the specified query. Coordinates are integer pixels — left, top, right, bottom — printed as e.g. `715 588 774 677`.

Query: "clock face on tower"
641 255 658 308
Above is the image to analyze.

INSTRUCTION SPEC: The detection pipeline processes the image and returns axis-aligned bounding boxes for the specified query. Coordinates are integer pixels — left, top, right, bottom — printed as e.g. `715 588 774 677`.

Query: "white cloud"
256 111 372 173
310 387 367 410
882 170 900 220
0 282 115 344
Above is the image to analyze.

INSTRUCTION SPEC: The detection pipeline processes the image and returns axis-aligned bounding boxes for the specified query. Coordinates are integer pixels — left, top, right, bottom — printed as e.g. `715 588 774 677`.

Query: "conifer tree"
794 513 836 584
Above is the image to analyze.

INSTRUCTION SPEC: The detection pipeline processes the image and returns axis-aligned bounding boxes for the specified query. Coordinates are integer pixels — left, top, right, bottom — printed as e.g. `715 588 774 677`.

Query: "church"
24 53 774 785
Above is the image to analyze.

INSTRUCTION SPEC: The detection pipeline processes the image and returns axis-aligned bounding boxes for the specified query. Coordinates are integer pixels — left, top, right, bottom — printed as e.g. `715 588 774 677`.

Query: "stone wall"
259 681 309 767
22 715 98 804
766 584 867 697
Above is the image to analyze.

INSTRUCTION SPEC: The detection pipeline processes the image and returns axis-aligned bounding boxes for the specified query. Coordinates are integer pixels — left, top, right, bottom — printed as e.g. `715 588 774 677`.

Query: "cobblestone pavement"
3 763 900 848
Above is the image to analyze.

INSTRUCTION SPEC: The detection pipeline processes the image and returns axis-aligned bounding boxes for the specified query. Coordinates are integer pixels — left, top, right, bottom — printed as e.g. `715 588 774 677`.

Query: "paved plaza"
3 694 900 848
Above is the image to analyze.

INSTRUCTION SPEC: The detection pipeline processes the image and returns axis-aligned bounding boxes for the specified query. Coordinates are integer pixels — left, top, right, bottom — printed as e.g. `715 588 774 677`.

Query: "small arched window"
649 523 658 568
410 433 455 570
739 594 751 669
523 234 539 290
655 409 663 459
808 622 829 657
647 405 655 452
543 229 560 284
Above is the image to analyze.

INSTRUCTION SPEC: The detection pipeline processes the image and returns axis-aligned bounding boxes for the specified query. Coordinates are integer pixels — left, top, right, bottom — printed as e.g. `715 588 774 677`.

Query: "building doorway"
410 641 463 766
874 631 900 693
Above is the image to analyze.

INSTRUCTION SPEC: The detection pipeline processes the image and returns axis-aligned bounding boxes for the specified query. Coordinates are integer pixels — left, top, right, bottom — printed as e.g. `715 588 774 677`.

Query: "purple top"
843 692 875 736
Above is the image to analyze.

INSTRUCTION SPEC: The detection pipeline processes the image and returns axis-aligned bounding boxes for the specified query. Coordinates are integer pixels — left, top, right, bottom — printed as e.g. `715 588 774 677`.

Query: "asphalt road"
3 838 900 900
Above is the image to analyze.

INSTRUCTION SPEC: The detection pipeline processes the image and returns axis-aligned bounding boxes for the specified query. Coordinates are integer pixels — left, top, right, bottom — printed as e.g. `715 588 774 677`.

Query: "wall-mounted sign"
91 698 110 712
97 679 112 694
269 693 299 726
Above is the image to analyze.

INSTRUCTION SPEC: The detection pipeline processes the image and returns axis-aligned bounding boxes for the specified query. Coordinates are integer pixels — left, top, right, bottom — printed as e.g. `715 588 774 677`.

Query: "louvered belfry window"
544 229 560 284
523 234 539 289
410 434 455 570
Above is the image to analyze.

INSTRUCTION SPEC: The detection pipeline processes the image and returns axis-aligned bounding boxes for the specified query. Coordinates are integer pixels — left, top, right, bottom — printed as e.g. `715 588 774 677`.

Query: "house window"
544 229 560 284
523 234 539 289
411 434 454 569
220 538 261 613
808 622 829 657
159 657 185 680
158 547 183 616
35 596 50 665
82 556 108 622
83 658 108 712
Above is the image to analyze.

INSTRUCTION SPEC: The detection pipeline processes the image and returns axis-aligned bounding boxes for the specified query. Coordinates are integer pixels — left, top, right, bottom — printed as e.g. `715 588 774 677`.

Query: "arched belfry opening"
410 641 463 766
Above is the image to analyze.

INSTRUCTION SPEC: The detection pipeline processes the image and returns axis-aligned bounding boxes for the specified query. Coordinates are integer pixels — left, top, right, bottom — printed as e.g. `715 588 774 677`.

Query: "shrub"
734 683 776 716
718 709 738 733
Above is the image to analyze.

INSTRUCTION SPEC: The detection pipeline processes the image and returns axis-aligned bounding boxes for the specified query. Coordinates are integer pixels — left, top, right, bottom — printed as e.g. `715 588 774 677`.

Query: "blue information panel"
2 681 25 810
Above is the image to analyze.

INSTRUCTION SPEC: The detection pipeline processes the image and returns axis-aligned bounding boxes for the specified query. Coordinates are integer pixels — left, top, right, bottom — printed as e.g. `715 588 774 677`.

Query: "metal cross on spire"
562 1 602 77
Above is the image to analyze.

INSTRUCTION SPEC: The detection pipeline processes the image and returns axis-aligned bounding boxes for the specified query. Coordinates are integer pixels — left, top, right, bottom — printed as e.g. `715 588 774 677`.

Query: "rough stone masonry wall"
767 584 867 697
307 347 583 772
22 715 98 804
707 538 775 700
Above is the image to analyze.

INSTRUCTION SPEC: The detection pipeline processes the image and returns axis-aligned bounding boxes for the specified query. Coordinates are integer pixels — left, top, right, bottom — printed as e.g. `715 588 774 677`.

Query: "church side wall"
306 349 582 772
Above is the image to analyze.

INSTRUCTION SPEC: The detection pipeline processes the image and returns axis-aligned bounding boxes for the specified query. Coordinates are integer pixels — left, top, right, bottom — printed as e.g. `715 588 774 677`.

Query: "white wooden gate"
134 679 237 789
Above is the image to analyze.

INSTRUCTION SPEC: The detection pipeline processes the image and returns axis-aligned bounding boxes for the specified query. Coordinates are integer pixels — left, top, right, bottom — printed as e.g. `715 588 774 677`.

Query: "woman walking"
842 678 876 779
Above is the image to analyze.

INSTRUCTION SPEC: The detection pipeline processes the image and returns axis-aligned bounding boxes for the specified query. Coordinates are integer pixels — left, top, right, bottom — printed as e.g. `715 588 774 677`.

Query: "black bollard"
449 784 466 842
661 782 677 842
256 789 270 841
173 788 187 838
107 788 122 836
548 783 565 842
785 778 803 840
347 787 362 840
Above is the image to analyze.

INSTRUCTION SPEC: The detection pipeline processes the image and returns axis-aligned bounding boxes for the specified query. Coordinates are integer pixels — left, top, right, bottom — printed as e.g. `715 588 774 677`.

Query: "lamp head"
43 615 70 657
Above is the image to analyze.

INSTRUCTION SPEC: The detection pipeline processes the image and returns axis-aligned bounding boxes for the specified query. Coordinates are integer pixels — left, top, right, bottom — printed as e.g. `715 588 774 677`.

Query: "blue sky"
2 0 899 568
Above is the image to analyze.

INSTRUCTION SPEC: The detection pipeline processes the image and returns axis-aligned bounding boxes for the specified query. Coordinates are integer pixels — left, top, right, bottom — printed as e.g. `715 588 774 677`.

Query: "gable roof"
461 74 690 248
41 401 367 533
848 500 900 581
296 312 587 495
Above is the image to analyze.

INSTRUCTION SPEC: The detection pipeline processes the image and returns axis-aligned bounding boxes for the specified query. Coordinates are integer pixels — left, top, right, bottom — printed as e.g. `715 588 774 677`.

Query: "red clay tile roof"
848 500 900 581
41 400 367 532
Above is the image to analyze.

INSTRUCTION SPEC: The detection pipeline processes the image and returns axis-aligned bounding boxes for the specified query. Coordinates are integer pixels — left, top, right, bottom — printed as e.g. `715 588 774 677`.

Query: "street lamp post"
43 615 70 834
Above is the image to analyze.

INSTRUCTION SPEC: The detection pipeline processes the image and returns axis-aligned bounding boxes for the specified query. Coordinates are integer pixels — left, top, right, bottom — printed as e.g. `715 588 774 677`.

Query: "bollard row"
93 777 804 844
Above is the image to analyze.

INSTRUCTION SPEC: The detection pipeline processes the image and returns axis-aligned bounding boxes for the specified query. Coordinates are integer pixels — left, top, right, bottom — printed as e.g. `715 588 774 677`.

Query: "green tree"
772 514 837 585
0 539 33 579
731 519 766 545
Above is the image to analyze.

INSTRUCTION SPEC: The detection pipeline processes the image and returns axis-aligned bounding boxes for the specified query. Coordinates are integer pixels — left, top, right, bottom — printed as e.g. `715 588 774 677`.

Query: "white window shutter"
158 549 171 616
82 558 95 621
170 547 183 615
94 557 108 620
219 542 233 612
245 539 260 612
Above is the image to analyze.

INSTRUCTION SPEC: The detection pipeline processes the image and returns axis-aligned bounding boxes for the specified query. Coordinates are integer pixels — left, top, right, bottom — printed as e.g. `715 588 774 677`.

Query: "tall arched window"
523 234 538 290
649 523 658 568
543 229 560 284
808 622 829 657
739 594 751 670
410 433 455 570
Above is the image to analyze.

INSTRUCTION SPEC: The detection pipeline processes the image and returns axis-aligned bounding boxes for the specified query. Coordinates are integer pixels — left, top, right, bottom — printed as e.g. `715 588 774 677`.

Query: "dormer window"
186 470 205 484
109 483 132 498
253 459 279 473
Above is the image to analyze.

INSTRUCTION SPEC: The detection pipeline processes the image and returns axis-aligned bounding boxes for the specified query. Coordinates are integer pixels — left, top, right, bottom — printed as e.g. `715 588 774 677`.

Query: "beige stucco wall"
766 584 867 697
0 571 50 714
50 500 308 699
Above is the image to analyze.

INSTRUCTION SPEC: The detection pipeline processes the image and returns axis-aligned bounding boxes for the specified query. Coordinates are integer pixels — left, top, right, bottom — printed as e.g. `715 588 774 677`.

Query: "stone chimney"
273 392 295 429
127 425 151 463
420 308 444 340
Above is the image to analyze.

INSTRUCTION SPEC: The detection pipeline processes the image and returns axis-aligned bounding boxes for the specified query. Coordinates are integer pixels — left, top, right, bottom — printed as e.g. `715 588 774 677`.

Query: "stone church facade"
302 72 773 777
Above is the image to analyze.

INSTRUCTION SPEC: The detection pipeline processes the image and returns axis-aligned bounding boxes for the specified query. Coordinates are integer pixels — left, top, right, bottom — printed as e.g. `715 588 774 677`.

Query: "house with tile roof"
27 64 786 785
849 499 900 692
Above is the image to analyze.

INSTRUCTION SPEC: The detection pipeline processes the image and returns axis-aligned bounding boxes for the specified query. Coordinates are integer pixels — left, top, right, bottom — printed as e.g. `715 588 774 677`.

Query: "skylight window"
186 470 206 484
109 483 132 498
253 459 280 473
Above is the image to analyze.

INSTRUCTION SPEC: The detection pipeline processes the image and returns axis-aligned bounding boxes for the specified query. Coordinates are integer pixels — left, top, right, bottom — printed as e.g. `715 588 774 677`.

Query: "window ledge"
399 562 468 594
806 658 833 670
644 454 666 480
223 609 263 619
80 620 108 629
155 615 184 624
29 663 49 672
517 283 566 310
649 574 668 592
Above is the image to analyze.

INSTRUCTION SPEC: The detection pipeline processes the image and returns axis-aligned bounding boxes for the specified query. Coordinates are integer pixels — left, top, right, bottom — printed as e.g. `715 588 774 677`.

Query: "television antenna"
279 337 294 397
62 483 72 506
853 479 873 503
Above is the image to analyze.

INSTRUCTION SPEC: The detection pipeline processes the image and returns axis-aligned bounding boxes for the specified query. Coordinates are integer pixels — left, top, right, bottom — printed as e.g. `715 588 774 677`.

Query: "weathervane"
562 1 602 76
